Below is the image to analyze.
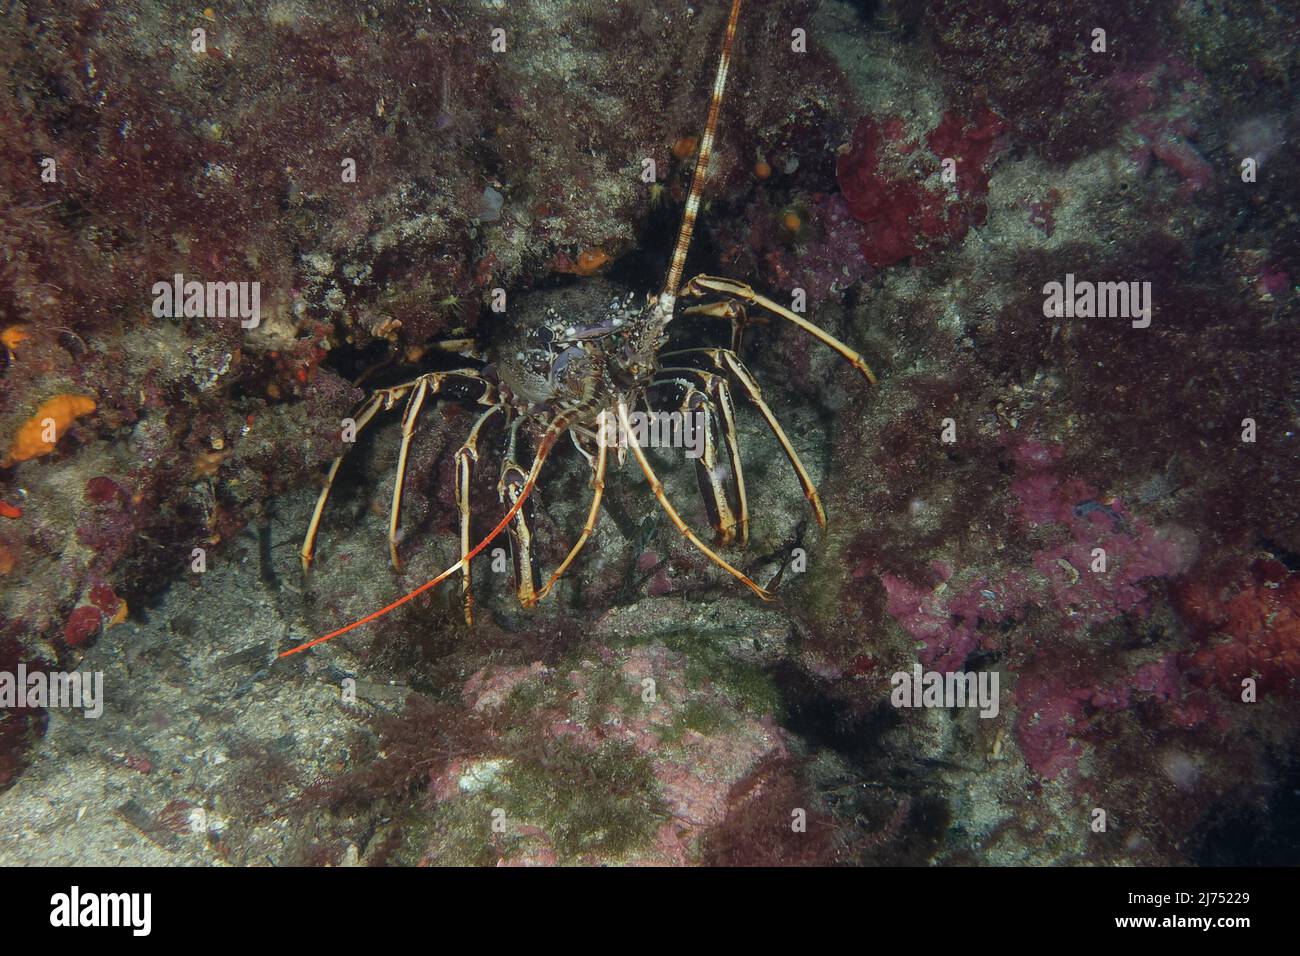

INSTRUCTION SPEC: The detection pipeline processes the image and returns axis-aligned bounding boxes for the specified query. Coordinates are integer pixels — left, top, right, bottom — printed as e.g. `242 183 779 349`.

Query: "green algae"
411 740 666 864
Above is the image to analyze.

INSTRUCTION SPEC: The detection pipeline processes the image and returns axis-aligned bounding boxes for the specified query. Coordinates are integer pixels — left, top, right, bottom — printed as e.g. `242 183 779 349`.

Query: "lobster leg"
303 370 494 573
454 404 504 625
650 376 747 547
569 429 597 469
281 414 573 658
302 389 389 572
707 372 749 545
387 370 497 569
388 377 430 569
618 400 773 602
660 352 826 528
679 274 877 384
684 386 740 546
500 419 541 607
680 298 766 355
529 413 610 607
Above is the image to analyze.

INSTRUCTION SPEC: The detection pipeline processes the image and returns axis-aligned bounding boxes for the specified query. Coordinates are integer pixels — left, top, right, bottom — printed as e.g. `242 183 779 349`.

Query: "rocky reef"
0 0 1297 866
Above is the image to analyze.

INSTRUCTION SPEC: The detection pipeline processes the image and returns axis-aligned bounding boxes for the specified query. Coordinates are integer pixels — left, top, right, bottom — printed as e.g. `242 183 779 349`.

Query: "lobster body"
492 291 673 428
493 295 657 411
287 0 877 657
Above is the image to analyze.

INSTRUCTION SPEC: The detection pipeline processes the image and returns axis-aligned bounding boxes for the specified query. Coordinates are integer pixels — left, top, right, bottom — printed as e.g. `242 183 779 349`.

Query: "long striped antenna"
662 0 743 301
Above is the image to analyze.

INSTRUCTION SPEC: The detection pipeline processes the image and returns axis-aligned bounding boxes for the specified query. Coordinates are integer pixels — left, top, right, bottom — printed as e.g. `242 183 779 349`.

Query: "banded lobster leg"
679 297 767 355
499 418 542 607
679 275 877 385
650 374 748 547
617 400 773 602
281 414 573 658
388 371 498 570
659 350 828 528
454 404 505 625
526 413 611 607
301 370 496 572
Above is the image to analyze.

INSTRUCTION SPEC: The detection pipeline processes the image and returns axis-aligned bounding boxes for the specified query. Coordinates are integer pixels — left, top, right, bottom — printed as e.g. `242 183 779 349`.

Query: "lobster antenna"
279 417 570 658
662 0 743 301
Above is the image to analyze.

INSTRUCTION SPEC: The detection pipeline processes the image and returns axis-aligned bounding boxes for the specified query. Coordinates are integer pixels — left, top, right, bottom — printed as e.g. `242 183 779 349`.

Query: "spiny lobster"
282 0 875 658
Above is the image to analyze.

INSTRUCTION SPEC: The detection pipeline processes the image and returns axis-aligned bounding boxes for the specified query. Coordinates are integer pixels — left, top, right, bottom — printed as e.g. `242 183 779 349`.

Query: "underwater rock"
0 0 1296 871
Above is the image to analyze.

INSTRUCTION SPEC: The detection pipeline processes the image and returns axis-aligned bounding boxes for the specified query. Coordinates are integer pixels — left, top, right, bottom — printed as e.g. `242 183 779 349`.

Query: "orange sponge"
571 249 610 276
1 325 29 356
5 394 96 465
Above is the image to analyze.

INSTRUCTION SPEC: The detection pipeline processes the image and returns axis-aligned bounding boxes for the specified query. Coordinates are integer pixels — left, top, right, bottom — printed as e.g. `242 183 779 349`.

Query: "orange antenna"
662 0 743 300
280 417 570 658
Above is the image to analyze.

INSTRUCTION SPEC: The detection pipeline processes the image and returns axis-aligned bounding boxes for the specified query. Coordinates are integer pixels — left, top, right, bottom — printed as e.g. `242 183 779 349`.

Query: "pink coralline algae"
1008 441 1196 627
835 109 1006 267
881 563 1022 673
754 194 875 305
883 440 1195 671
1108 59 1214 196
882 438 1202 780
550 647 785 830
1010 468 1195 630
635 550 675 597
1141 122 1213 195
461 662 550 713
1255 264 1291 300
1013 655 1211 781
